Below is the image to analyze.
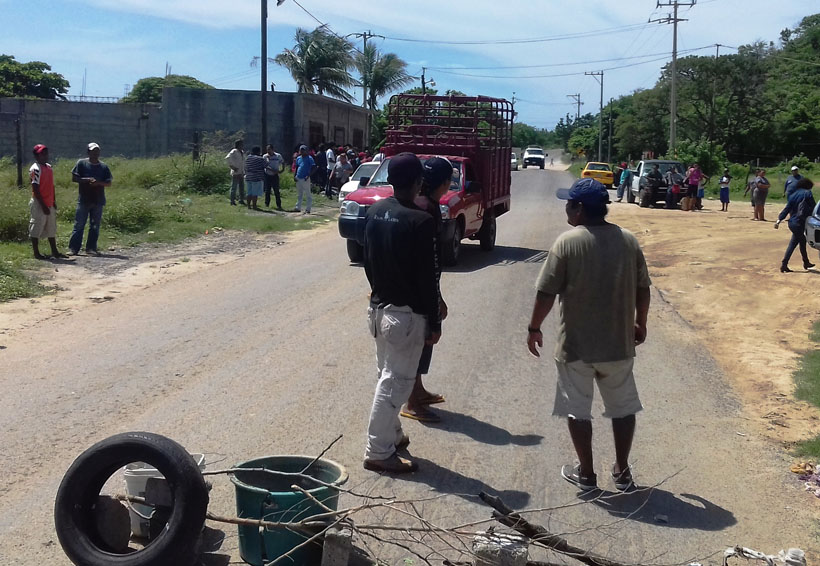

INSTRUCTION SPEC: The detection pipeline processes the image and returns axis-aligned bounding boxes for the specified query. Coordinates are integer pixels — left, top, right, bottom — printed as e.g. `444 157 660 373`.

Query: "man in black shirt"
363 152 441 473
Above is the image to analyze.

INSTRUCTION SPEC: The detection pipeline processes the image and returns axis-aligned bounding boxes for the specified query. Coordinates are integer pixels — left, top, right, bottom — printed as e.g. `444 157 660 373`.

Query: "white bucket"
123 454 206 538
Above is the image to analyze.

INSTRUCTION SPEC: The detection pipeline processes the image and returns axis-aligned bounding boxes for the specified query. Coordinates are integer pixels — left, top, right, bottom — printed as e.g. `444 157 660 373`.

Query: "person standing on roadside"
362 153 440 474
263 144 285 210
332 152 354 190
293 145 316 214
314 144 328 198
719 168 732 212
28 144 67 260
325 143 337 199
615 163 632 203
751 169 771 221
683 163 703 210
225 139 246 206
527 178 650 493
69 143 113 256
664 165 684 209
400 157 451 423
775 177 816 273
784 166 803 198
645 164 663 206
244 146 266 210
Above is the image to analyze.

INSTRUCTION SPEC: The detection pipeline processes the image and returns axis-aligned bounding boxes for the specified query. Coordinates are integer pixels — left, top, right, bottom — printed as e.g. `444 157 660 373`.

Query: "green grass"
793 321 820 458
0 153 334 302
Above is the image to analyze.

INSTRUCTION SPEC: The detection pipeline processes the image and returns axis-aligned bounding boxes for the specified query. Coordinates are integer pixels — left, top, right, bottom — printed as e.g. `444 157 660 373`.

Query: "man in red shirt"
29 144 67 259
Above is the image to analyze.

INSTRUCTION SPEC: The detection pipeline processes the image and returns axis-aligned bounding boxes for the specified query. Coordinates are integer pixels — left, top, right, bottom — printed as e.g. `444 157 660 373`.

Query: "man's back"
536 224 650 363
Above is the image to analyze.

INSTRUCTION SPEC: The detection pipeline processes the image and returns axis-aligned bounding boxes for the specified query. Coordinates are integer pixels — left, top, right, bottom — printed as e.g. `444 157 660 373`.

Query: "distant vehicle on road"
522 147 546 169
628 159 685 207
806 200 820 258
338 161 380 202
338 94 513 265
581 162 614 189
511 152 519 171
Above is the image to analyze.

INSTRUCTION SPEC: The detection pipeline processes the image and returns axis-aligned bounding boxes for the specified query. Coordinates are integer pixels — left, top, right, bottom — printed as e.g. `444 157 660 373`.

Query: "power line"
289 0 364 56
382 22 653 46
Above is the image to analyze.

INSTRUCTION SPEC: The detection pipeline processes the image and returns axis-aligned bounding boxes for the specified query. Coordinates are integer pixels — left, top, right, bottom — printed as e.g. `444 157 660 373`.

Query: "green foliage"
183 163 229 195
0 54 70 99
104 198 158 233
664 138 728 176
513 122 559 150
275 27 356 103
568 127 599 158
121 74 213 103
0 186 30 242
0 260 44 302
792 321 820 458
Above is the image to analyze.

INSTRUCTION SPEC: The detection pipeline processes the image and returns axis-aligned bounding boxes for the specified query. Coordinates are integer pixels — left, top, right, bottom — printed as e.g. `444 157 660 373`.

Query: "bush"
666 138 727 176
104 198 157 233
183 163 228 195
0 188 32 242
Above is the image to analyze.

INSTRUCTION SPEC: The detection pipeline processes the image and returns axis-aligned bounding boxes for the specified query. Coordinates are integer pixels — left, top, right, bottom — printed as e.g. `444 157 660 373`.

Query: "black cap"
387 152 423 189
423 157 453 189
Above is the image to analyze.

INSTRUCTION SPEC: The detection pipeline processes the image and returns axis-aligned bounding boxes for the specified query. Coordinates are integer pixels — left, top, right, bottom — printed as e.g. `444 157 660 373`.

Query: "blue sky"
1 0 810 130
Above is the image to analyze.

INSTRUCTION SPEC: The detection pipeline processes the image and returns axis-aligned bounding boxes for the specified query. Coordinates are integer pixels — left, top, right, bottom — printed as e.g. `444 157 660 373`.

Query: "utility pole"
566 93 582 121
607 98 614 164
348 30 384 108
651 0 696 156
585 71 604 161
511 92 516 142
260 0 286 148
421 67 435 95
709 43 721 146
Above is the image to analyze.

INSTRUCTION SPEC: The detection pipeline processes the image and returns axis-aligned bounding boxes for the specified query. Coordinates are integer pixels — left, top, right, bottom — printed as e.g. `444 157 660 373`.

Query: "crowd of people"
224 139 378 213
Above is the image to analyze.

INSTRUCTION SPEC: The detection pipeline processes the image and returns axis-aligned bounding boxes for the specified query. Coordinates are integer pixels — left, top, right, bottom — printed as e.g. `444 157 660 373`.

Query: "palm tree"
274 27 356 103
355 44 414 111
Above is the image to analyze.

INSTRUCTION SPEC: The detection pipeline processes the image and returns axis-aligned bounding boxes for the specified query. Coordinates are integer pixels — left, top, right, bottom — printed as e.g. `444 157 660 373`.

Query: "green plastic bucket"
230 455 348 566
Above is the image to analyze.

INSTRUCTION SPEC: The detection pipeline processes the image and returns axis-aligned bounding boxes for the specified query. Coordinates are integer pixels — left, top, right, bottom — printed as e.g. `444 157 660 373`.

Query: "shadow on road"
444 244 547 273
398 456 531 508
198 526 230 566
429 408 543 447
583 488 736 531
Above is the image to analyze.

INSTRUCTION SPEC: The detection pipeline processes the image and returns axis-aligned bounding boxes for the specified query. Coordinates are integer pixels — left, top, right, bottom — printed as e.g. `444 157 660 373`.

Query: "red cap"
33 144 48 154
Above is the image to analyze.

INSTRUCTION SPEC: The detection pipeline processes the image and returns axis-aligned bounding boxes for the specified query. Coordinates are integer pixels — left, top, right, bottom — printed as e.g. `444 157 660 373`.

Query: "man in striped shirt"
244 146 267 210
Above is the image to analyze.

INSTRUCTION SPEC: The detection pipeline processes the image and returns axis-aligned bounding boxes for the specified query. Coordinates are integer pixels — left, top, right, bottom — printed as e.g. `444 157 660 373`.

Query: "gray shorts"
29 199 57 239
553 358 643 420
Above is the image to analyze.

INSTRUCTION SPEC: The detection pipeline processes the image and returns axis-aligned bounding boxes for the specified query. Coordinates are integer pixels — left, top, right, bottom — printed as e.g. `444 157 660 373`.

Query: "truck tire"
627 188 636 204
479 213 496 251
346 239 364 263
442 221 463 266
539 162 544 169
55 432 209 566
522 163 527 169
638 188 650 208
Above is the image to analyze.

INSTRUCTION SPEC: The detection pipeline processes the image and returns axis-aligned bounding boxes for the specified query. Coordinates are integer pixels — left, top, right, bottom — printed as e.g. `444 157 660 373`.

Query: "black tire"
627 188 636 204
539 162 544 169
55 432 209 566
638 188 650 208
442 221 463 266
522 163 527 169
479 213 496 251
346 239 364 263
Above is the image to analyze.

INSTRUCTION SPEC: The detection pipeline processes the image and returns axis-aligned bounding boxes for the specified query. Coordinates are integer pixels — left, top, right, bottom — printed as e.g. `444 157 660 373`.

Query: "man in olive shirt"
527 178 651 493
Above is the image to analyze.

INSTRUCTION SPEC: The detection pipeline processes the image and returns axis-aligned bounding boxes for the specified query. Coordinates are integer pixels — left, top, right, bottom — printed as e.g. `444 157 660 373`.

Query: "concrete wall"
0 89 371 161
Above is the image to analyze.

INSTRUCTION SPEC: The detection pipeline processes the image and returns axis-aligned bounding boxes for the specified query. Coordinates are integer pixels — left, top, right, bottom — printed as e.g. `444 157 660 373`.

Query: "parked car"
511 152 519 171
339 94 513 265
806 201 820 259
338 161 380 202
628 159 685 207
581 162 614 189
522 146 546 169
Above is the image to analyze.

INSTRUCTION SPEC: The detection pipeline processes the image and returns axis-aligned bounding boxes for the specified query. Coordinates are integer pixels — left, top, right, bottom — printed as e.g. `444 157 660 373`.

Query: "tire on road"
442 220 463 266
522 162 527 169
55 432 209 566
346 239 364 263
539 162 544 169
479 212 496 251
627 188 636 203
638 187 651 208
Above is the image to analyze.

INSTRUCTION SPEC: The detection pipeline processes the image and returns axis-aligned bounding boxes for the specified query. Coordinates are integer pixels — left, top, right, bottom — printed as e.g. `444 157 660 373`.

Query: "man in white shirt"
225 139 246 206
325 144 336 198
264 144 285 210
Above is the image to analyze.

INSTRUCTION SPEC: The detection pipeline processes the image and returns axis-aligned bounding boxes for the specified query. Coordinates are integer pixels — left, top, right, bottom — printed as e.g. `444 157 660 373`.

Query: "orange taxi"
581 162 615 189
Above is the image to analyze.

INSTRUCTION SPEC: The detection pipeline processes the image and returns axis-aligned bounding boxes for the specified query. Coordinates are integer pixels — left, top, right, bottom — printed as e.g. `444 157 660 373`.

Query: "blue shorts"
719 187 730 203
697 187 705 198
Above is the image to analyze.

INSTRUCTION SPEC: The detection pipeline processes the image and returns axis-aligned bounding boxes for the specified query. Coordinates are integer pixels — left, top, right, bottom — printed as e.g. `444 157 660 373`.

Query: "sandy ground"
608 198 820 447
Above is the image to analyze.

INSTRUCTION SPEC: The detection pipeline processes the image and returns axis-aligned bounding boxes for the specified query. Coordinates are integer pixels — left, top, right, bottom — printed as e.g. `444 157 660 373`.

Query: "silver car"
511 152 518 171
806 201 820 258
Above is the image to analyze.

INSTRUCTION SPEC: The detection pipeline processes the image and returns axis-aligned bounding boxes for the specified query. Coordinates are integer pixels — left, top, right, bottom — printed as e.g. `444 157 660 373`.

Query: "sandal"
400 407 441 423
418 393 445 406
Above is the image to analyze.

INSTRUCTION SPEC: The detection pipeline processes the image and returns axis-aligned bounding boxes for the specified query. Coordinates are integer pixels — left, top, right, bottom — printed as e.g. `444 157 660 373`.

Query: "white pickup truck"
628 159 684 207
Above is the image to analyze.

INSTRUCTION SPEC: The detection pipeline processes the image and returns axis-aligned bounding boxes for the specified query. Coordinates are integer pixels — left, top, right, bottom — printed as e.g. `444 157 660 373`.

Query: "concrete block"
472 531 528 566
321 525 353 566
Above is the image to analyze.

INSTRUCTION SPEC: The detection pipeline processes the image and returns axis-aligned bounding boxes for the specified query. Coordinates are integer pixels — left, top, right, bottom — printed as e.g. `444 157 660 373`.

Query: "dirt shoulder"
609 199 820 448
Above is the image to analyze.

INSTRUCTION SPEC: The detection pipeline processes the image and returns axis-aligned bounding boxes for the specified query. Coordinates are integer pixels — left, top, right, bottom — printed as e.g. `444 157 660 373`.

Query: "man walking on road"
69 143 113 256
362 153 441 474
527 178 651 493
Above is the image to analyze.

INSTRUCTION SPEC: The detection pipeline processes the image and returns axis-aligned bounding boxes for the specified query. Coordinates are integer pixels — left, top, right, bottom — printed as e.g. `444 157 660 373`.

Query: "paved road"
0 169 813 565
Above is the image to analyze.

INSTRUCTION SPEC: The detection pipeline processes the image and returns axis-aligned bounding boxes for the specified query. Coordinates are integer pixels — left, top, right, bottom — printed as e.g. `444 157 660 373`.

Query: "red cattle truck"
338 94 513 265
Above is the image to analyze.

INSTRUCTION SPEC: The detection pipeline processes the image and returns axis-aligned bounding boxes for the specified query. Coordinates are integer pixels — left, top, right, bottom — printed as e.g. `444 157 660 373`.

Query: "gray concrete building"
0 87 371 162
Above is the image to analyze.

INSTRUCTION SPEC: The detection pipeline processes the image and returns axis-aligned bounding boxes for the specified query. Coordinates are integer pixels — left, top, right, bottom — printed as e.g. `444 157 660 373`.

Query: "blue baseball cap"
556 178 610 206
